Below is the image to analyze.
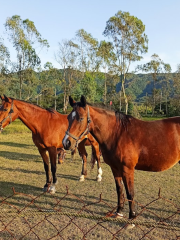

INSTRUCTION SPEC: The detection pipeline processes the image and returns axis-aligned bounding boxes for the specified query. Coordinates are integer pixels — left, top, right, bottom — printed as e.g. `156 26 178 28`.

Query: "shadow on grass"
0 141 32 148
0 182 177 225
0 181 110 213
0 151 39 161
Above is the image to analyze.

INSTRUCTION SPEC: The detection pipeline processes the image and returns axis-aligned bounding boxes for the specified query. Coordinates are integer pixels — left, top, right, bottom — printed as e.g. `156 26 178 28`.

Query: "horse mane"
115 111 134 130
86 102 134 130
10 97 56 114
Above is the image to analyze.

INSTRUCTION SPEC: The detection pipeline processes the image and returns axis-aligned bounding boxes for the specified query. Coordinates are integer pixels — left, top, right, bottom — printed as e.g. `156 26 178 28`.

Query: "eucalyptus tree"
37 62 62 109
103 10 148 114
0 38 11 94
5 15 49 99
75 29 99 74
55 39 79 112
96 40 115 105
137 54 171 116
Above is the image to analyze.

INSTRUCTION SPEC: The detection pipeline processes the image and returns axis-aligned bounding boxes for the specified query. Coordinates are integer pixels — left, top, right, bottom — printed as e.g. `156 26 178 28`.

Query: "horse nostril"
67 140 71 149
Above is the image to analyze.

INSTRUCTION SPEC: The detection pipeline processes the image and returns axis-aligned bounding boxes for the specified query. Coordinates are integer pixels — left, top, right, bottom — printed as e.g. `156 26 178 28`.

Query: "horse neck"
89 106 117 145
14 100 48 133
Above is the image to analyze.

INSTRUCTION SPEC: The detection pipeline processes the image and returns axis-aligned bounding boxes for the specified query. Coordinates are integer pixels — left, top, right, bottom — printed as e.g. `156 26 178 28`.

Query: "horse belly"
136 147 179 172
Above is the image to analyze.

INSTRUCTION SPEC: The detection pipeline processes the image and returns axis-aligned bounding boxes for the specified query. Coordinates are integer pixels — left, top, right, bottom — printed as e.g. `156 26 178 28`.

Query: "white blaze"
72 111 76 118
63 134 69 147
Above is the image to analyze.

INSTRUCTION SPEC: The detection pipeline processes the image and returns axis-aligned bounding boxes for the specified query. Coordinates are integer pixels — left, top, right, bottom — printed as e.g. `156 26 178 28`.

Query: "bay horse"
0 95 102 193
63 95 180 222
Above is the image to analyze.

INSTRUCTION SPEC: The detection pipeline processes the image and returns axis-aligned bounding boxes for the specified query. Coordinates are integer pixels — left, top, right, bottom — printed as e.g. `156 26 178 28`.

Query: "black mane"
115 111 134 130
82 101 134 130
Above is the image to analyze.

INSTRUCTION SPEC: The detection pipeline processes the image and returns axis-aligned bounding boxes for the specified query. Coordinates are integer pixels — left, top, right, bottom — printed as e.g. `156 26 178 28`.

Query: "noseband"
66 106 91 146
0 100 14 131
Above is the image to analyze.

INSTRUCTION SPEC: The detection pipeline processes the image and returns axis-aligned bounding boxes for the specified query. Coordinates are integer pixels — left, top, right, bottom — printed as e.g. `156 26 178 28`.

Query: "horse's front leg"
122 166 136 229
122 167 136 219
78 141 87 181
38 148 51 192
48 146 58 194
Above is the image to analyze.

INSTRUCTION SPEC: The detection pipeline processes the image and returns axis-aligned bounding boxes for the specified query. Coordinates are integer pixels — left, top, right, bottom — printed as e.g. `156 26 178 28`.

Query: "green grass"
0 120 179 239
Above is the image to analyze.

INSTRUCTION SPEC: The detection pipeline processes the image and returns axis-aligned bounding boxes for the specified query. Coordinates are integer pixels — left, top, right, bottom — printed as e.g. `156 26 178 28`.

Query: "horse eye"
79 118 84 122
3 109 8 112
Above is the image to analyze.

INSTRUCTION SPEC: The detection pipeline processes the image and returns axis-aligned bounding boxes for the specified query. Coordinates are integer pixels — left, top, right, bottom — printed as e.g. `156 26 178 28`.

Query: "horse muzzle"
63 134 71 150
63 139 71 150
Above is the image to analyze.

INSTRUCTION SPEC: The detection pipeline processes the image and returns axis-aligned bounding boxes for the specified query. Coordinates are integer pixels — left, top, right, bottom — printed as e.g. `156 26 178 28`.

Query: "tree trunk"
54 88 57 111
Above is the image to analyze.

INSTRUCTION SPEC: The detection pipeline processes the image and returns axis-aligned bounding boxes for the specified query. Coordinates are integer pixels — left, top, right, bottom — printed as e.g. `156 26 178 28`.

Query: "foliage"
103 10 148 114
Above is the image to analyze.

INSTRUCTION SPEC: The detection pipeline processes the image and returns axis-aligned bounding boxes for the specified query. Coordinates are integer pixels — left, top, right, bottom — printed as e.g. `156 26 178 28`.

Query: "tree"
103 10 148 114
5 15 49 99
137 54 171 116
75 29 98 74
0 38 11 94
96 40 115 105
55 39 79 112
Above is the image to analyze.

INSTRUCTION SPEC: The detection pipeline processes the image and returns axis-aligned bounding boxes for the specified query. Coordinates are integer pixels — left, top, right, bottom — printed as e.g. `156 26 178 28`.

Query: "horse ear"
69 96 75 107
81 95 86 108
3 95 9 102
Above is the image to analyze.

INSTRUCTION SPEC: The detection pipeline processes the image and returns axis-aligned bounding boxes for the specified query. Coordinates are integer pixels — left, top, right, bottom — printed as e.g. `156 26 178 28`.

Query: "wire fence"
0 187 180 240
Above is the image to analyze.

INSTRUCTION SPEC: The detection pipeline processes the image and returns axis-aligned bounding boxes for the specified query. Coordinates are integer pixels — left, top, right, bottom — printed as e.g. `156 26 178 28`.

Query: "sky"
0 0 180 72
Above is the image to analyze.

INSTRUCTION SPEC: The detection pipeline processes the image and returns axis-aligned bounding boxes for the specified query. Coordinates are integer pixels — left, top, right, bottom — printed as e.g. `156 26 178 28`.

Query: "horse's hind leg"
38 148 51 192
91 142 102 181
57 148 66 164
78 140 87 181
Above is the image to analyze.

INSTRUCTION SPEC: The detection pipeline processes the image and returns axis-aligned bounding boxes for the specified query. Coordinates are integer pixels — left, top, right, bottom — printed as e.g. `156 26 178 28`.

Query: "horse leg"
78 140 87 181
111 169 124 217
57 148 65 164
48 146 58 194
38 148 51 192
122 166 136 229
91 142 102 181
71 148 76 161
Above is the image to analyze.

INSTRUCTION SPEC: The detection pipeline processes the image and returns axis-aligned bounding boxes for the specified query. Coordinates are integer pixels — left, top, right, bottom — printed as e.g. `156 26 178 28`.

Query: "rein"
66 106 91 147
0 100 14 131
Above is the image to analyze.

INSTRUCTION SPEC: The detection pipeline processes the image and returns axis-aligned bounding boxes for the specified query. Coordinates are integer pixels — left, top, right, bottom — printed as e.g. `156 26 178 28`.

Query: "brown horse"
63 95 180 222
0 95 102 193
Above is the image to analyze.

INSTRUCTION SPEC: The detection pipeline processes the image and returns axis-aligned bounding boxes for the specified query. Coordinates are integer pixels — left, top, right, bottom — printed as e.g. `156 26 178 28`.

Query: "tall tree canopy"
103 10 148 113
5 15 49 99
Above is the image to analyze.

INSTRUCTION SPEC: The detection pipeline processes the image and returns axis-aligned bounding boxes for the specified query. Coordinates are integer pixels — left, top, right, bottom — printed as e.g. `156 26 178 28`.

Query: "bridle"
65 106 91 147
0 100 14 131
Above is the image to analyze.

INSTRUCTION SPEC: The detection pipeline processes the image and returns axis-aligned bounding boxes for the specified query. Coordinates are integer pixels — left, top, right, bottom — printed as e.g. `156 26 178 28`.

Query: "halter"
0 100 14 131
66 106 91 147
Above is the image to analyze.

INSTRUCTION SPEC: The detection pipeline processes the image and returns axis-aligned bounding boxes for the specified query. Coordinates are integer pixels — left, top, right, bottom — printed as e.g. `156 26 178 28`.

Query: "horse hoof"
49 185 56 194
125 224 135 230
79 175 85 181
43 187 48 192
114 212 123 218
58 160 64 164
96 177 102 182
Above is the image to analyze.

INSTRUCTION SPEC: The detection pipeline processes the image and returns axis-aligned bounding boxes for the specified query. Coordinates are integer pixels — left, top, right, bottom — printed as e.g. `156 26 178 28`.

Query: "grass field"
0 120 180 239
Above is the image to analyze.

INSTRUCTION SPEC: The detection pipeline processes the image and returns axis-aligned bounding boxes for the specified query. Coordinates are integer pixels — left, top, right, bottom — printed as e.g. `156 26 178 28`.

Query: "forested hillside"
1 12 180 117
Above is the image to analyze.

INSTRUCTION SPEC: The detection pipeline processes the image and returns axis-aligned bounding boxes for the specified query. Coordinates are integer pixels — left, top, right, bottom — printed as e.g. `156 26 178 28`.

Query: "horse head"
0 95 17 131
63 95 91 150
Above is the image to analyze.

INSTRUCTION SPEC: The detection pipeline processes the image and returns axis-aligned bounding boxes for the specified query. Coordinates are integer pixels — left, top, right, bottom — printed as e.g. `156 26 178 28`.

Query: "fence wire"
0 187 180 240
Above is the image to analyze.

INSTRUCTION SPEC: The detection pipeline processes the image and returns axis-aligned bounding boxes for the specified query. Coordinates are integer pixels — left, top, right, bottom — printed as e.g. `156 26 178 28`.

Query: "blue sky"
0 0 180 72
